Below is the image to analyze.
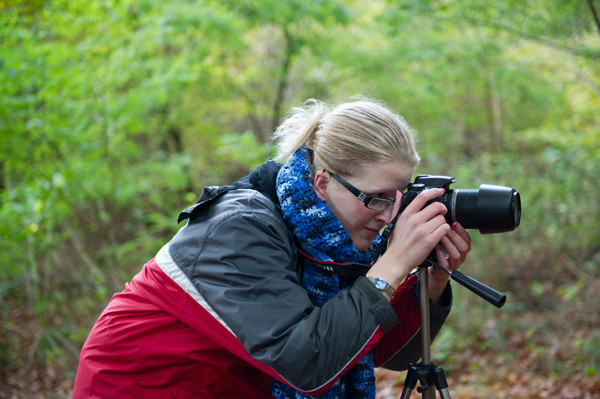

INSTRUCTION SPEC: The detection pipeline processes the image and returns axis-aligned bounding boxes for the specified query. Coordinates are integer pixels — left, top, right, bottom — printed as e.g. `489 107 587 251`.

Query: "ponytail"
271 99 329 161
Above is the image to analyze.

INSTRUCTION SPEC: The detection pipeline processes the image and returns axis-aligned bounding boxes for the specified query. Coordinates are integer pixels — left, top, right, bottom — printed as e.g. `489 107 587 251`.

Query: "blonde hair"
272 98 420 177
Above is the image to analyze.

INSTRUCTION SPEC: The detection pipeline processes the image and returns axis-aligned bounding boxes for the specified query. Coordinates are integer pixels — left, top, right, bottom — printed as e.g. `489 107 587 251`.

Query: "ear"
313 170 330 202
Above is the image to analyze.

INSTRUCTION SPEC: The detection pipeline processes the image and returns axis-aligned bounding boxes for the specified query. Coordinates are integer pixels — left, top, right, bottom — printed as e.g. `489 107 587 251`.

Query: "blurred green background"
1 0 599 397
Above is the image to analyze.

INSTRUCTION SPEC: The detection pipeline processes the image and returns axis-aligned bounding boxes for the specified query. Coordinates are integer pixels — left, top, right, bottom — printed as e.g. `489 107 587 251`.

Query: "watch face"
375 279 387 290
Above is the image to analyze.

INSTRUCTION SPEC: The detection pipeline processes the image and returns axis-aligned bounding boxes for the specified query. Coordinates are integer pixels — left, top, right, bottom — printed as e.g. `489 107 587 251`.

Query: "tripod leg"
433 365 451 399
399 364 418 399
421 387 436 399
400 267 452 399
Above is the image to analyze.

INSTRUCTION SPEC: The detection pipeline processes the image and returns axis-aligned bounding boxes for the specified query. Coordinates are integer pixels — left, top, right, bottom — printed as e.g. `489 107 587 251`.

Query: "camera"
404 175 521 234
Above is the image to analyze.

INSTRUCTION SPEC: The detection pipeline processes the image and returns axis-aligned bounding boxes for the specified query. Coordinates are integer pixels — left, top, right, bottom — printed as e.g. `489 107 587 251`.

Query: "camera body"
404 175 521 234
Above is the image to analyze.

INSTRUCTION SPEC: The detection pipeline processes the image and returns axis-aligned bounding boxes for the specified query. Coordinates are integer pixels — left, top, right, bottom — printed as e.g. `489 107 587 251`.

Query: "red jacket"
75 257 442 398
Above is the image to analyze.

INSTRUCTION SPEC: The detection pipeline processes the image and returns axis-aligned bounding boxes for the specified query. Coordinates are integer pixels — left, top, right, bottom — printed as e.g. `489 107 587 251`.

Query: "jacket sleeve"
372 275 452 370
160 189 400 395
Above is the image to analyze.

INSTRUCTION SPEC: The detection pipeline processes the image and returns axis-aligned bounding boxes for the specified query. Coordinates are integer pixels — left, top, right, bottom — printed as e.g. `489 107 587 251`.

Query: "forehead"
352 160 414 190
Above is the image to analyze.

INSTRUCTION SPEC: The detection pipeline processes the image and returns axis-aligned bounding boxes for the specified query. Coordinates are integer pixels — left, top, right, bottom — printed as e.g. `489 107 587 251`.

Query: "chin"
354 240 372 252
352 231 378 251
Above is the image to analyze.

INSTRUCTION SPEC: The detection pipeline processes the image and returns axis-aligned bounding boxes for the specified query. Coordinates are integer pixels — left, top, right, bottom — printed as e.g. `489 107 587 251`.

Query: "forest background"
1 0 599 398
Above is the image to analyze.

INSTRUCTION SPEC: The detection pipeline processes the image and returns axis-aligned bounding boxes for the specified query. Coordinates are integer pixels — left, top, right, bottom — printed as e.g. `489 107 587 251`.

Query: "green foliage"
1 0 599 395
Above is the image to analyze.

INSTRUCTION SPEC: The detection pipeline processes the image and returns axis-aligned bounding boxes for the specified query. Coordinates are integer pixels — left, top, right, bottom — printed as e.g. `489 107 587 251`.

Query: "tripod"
400 260 506 398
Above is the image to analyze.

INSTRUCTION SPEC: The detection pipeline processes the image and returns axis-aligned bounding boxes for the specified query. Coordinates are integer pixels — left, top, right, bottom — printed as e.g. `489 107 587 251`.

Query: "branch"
271 25 294 135
448 15 600 60
588 0 600 38
575 69 600 101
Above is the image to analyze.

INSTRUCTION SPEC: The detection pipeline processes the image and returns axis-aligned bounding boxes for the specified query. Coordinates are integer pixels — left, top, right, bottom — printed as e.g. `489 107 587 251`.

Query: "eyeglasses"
329 173 395 211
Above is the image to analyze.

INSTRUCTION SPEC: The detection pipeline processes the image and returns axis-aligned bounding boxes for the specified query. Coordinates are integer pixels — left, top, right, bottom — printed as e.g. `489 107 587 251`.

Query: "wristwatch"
367 276 397 297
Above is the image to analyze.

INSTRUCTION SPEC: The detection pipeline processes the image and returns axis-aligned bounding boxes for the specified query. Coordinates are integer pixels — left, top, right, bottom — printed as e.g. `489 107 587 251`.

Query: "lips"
365 227 381 237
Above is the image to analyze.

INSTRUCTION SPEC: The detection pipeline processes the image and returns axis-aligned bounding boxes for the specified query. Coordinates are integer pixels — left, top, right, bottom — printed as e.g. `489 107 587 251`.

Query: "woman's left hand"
428 222 472 303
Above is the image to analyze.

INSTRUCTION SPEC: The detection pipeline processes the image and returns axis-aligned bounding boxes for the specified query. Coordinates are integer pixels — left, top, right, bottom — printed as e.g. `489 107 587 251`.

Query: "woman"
74 98 471 398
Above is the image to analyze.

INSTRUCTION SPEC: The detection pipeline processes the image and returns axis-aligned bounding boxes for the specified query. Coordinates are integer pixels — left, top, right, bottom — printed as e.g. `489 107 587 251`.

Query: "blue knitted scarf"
271 147 379 399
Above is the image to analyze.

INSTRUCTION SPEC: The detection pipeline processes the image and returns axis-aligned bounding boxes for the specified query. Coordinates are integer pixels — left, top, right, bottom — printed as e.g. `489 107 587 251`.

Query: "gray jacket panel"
169 188 399 391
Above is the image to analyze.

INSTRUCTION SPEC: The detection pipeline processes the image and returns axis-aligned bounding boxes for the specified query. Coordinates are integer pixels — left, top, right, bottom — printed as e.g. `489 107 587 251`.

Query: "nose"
374 204 394 224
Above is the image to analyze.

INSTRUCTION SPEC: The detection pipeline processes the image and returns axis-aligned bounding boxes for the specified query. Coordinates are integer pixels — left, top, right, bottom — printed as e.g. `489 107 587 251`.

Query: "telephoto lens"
407 175 521 235
441 184 521 234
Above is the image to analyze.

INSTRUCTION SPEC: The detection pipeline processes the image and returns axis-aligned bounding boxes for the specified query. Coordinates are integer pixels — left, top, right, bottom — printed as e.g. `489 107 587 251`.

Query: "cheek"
326 190 373 233
328 195 359 227
338 202 372 232
352 207 374 226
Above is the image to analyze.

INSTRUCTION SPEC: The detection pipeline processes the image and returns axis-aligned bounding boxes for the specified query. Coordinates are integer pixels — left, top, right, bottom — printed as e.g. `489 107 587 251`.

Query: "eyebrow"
363 186 397 199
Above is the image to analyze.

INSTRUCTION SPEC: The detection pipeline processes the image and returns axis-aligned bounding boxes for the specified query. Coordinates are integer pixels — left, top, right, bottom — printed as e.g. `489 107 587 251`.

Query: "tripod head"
421 257 506 308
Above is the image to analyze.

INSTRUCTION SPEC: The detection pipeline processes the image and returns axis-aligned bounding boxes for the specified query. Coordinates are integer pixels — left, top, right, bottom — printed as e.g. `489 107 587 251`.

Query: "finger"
438 236 462 268
434 244 450 267
404 188 446 214
405 194 448 229
445 225 472 258
418 201 448 223
442 230 470 255
388 212 448 266
427 217 451 245
439 229 471 270
452 222 472 247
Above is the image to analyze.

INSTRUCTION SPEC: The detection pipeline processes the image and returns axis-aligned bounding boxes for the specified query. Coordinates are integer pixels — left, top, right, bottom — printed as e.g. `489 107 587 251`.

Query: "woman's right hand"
367 188 450 294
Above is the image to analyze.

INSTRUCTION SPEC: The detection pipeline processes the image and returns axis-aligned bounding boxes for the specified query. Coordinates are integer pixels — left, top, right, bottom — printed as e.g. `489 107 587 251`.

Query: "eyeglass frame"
328 172 395 211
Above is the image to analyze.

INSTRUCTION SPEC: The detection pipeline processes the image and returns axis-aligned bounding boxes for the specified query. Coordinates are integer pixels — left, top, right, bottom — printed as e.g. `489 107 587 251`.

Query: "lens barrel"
444 185 521 234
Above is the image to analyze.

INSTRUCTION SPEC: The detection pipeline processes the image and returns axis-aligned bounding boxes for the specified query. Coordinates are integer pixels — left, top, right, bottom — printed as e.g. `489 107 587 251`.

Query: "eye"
372 191 396 201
